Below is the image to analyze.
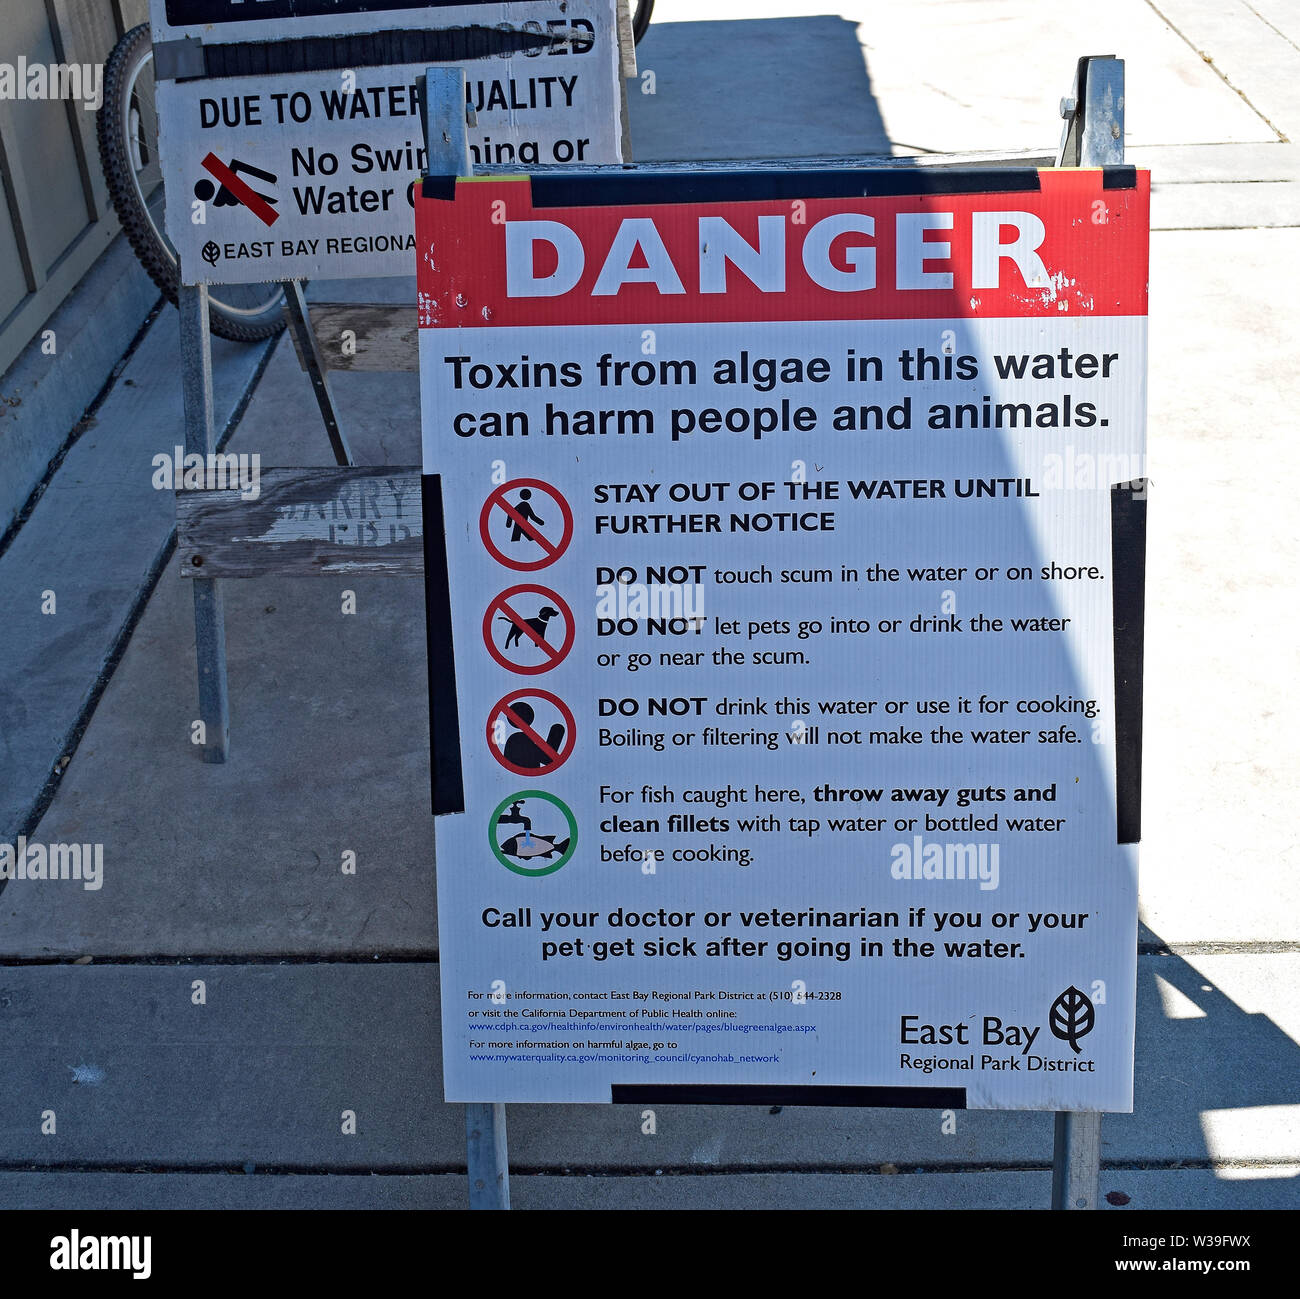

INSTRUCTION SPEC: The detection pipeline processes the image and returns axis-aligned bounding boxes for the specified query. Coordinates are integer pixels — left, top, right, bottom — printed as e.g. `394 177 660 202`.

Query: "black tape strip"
192 26 557 80
167 0 504 24
1102 166 1138 190
529 167 1044 209
610 1084 967 1109
1111 479 1147 844
421 175 458 199
422 474 464 816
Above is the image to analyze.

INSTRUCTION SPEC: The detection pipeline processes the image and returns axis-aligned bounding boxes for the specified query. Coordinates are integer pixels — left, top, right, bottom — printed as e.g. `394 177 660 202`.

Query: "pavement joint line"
0 298 164 567
1245 0 1300 57
5 531 179 849
1144 0 1291 143
1139 941 1300 955
1156 224 1300 231
3 326 281 856
1153 224 1300 230
0 1159 1293 1177
0 952 439 966
1154 178 1300 184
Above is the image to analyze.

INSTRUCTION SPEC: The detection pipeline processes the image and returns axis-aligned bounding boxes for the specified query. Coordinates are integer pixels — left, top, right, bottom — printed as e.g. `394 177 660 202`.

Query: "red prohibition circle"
486 688 577 776
479 478 574 571
482 584 576 675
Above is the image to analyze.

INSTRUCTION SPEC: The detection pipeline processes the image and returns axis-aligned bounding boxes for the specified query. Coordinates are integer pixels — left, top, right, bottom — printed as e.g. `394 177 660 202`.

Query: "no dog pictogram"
479 479 573 571
483 584 575 674
487 688 577 776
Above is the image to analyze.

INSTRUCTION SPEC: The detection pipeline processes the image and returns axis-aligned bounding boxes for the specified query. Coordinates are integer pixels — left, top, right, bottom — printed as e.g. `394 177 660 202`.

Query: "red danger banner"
416 170 1148 329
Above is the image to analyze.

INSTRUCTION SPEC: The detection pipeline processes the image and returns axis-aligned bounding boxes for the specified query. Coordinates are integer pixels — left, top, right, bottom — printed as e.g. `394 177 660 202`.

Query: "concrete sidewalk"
1 0 1297 1210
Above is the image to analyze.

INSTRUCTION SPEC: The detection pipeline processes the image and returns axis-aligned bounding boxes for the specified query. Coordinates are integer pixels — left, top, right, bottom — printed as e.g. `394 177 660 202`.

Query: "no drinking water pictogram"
483 584 576 674
479 479 573 571
487 688 577 776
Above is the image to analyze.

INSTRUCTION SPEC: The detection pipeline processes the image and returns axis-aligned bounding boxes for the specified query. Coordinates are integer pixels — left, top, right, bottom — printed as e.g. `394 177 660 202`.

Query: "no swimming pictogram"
482 584 575 674
479 479 573 570
198 152 280 227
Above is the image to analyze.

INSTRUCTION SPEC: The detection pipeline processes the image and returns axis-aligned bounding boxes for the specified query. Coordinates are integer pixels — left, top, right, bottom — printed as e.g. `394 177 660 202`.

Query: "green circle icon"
489 790 578 877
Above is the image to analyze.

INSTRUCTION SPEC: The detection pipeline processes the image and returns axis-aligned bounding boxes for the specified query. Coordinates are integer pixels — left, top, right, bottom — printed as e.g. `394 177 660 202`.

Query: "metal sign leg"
280 280 353 467
423 64 506 1211
1052 64 1121 1210
466 1103 510 1209
1058 55 1125 168
1051 1111 1102 1209
179 283 230 763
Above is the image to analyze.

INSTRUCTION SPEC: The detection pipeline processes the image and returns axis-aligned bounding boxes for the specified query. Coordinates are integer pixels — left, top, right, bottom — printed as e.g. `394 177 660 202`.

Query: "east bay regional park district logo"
1049 984 1096 1053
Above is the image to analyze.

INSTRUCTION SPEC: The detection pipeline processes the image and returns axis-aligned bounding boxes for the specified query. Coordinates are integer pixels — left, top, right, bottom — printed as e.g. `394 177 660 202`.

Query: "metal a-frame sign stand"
177 53 1138 1211
427 56 1141 1212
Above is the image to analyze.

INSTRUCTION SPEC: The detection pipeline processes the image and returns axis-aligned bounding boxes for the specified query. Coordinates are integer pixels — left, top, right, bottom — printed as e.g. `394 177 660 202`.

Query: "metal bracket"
1058 56 1125 168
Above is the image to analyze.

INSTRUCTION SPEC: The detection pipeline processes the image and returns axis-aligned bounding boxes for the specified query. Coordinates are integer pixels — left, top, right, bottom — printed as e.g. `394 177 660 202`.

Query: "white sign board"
418 167 1149 1109
151 0 627 282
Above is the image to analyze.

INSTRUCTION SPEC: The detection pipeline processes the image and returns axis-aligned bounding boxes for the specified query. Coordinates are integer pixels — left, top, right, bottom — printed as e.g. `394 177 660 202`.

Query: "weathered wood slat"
292 305 419 373
176 467 423 578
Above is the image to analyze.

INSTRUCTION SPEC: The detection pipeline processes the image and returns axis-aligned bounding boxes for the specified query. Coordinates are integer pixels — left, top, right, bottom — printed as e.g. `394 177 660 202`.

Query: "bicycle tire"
96 24 284 344
632 0 654 44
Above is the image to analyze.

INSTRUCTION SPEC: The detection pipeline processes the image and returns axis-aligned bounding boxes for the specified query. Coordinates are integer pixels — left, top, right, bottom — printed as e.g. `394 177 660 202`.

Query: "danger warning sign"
421 166 1149 1110
150 0 628 283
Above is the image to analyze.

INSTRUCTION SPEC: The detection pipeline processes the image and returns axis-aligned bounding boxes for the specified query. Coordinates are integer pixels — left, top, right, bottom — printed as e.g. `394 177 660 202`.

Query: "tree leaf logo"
1049 985 1095 1054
